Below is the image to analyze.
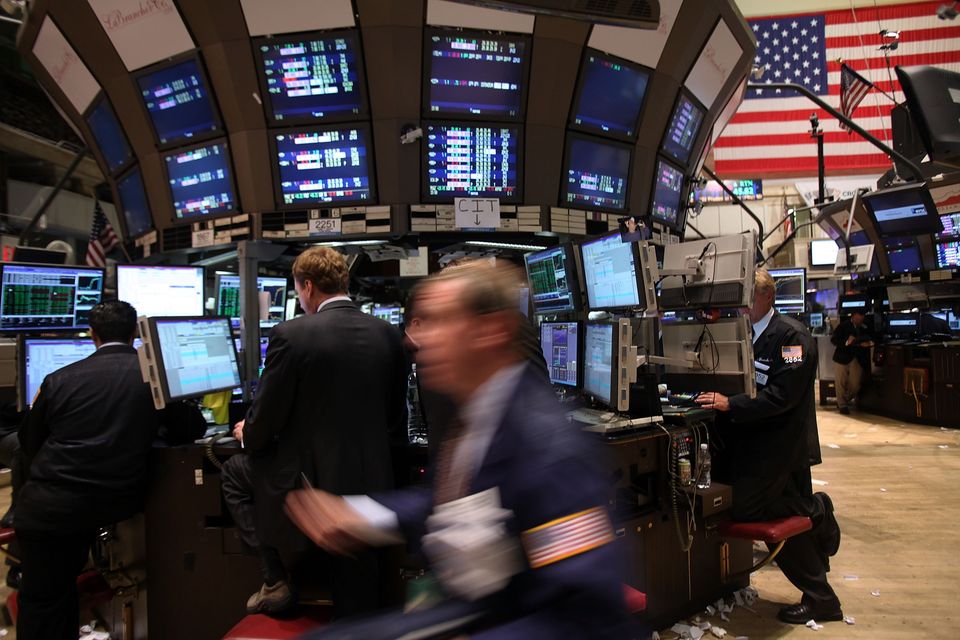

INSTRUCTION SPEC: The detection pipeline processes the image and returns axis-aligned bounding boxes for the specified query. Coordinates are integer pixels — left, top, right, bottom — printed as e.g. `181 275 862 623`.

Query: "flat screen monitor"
660 91 705 166
524 244 581 313
658 233 756 310
887 312 919 336
651 157 685 230
372 305 402 326
215 275 288 328
948 311 960 331
770 267 806 314
271 124 375 208
583 321 616 406
84 94 133 174
422 122 521 202
848 230 871 246
10 247 67 264
0 263 104 332
810 239 840 267
809 312 824 328
116 167 153 238
883 236 923 274
136 56 220 146
117 266 204 317
561 134 631 212
233 336 270 376
936 240 960 268
20 338 96 409
423 28 529 120
147 317 241 402
579 233 644 310
540 321 580 388
939 213 960 239
839 296 869 313
895 65 960 169
695 179 763 203
862 183 942 237
163 140 237 219
570 50 649 139
254 30 367 125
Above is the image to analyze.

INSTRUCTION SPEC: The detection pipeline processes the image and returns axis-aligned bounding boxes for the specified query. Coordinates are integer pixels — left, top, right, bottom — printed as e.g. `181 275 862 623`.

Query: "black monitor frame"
113 163 155 240
886 311 920 336
770 267 807 314
895 65 960 169
524 243 583 314
935 239 959 269
578 232 649 312
583 319 621 408
540 320 583 389
649 154 689 233
659 88 707 168
17 335 96 411
161 137 240 223
0 262 105 333
559 130 634 214
861 182 942 237
567 47 652 142
215 273 291 328
83 91 134 177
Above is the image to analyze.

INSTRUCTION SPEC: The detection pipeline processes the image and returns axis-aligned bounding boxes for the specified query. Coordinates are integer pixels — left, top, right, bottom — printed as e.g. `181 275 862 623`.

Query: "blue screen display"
584 322 614 405
540 322 579 387
571 52 649 138
937 241 959 268
661 94 704 165
274 126 374 207
138 58 219 145
117 168 152 237
651 158 684 227
884 236 922 273
164 142 236 219
424 123 520 200
562 136 631 211
257 32 364 123
85 97 132 173
940 213 960 238
425 31 527 119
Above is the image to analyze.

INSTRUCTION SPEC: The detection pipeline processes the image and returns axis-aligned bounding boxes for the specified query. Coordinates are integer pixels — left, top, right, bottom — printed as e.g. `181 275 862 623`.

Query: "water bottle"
406 364 428 446
697 443 712 489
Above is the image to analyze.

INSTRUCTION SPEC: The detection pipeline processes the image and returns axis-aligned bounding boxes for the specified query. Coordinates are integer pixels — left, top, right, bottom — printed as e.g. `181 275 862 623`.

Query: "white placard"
455 198 501 230
32 18 100 113
307 213 342 236
191 228 215 248
400 246 430 277
86 0 195 71
427 0 535 33
240 0 354 37
588 0 683 68
685 19 743 109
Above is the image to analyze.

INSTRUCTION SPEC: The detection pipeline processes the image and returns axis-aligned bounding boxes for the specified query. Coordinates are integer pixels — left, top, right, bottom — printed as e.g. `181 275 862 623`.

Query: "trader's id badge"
782 345 804 364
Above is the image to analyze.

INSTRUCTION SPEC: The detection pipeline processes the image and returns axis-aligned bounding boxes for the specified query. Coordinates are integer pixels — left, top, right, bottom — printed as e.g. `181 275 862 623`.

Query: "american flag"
839 63 874 132
521 506 614 569
714 1 960 178
85 201 119 268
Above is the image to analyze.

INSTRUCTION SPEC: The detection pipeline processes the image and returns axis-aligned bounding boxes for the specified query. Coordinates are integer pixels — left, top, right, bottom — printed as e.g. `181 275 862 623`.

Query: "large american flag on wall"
713 1 960 178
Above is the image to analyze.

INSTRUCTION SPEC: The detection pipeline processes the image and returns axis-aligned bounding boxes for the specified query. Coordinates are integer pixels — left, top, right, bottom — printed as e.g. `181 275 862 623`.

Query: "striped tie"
434 417 468 505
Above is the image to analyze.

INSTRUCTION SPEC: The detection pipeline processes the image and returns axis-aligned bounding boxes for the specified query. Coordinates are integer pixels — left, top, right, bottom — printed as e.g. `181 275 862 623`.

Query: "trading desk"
861 341 960 426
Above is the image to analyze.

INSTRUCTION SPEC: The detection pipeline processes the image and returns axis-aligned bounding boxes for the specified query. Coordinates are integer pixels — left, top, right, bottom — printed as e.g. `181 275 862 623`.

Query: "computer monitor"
569 49 650 140
659 316 756 398
422 122 522 202
650 156 686 231
948 311 960 331
215 275 288 328
658 233 756 310
117 265 204 317
660 91 705 166
135 55 220 146
886 312 919 337
253 30 367 125
887 284 929 311
10 246 67 264
834 244 875 276
770 268 806 314
19 337 96 409
422 28 530 120
116 166 153 238
862 182 942 237
0 263 104 332
809 312 824 328
579 233 653 311
270 123 376 208
839 295 869 314
695 179 763 203
372 305 403 326
84 93 133 175
234 336 271 377
939 213 960 239
810 239 839 267
540 321 580 388
524 244 581 314
583 321 617 408
936 240 959 268
163 139 237 220
561 133 632 212
140 317 241 405
895 65 960 169
883 236 923 274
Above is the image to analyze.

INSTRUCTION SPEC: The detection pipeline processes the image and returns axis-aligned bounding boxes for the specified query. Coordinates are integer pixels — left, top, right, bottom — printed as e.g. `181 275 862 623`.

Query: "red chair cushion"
717 516 812 543
623 584 647 614
0 528 15 546
222 609 332 640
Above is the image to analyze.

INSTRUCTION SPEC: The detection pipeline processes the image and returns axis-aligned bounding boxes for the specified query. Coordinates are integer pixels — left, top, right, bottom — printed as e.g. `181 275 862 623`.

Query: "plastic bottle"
406 364 428 445
697 443 712 489
678 457 692 486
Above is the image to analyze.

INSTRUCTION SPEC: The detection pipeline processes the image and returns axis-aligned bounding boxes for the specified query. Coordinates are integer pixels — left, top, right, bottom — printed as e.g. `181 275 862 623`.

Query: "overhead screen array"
272 125 375 207
423 122 521 201
135 56 220 147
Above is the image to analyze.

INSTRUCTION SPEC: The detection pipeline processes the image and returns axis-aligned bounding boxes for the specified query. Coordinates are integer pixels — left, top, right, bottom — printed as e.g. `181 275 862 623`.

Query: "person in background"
831 309 873 415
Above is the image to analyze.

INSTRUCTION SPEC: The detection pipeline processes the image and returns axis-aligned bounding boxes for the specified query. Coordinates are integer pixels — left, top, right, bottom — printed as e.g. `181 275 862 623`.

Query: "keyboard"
568 408 617 424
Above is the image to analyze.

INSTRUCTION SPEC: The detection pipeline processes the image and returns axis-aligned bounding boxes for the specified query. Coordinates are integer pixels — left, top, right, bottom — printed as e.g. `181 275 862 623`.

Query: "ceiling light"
464 240 547 251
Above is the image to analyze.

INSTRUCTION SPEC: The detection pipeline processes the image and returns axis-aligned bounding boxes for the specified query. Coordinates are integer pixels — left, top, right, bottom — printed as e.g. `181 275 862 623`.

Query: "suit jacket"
17 345 205 533
373 366 631 639
245 300 407 548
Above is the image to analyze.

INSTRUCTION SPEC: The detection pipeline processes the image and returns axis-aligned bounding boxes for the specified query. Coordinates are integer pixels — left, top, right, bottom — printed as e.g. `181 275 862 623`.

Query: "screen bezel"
578 232 647 311
113 163 155 240
861 182 943 237
659 88 707 167
421 27 532 123
882 236 924 274
268 122 378 210
540 320 583 389
83 91 134 176
215 274 291 328
17 336 96 410
524 243 582 314
649 154 689 232
583 320 620 407
567 47 652 142
420 119 524 204
769 267 807 313
252 28 370 127
117 265 205 317
886 311 919 335
935 240 959 269
132 50 224 150
144 316 241 403
809 238 839 267
0 262 105 333
161 137 240 222
559 131 634 214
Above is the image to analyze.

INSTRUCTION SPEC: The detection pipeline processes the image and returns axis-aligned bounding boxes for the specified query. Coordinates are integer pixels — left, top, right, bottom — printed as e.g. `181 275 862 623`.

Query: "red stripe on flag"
714 129 893 148
731 104 893 124
825 26 960 49
715 154 893 175
826 51 960 71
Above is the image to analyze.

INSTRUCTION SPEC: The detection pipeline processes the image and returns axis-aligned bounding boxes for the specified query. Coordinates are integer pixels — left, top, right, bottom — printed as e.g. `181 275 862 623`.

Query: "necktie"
434 416 468 505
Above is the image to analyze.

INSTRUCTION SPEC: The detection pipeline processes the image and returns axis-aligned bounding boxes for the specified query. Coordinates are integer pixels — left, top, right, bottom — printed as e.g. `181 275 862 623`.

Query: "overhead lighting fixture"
312 239 387 247
464 240 547 251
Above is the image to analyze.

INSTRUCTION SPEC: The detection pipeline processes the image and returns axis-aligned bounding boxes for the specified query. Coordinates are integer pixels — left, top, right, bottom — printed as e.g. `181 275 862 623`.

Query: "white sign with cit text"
455 198 501 230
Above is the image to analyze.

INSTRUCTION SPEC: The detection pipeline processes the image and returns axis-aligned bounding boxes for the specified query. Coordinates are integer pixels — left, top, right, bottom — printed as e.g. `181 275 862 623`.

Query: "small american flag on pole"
839 62 874 132
85 201 119 268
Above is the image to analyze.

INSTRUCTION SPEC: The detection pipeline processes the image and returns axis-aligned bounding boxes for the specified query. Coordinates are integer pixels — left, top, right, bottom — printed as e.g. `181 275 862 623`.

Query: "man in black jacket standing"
831 309 873 414
16 301 205 640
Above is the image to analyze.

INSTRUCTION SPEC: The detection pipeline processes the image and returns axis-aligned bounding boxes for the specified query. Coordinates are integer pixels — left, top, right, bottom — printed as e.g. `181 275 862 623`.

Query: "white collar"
752 307 775 344
317 295 352 313
98 341 129 350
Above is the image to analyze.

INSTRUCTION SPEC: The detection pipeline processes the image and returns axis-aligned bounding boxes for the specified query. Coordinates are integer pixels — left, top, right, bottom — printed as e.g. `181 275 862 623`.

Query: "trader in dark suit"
697 269 843 624
15 301 205 640
284 260 632 640
221 247 407 617
831 309 874 414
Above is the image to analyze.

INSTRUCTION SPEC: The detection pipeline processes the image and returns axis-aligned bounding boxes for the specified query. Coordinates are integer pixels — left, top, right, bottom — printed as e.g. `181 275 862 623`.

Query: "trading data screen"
562 136 630 211
216 276 287 328
425 31 527 119
117 168 153 237
884 237 923 273
117 266 204 317
651 158 684 227
274 126 374 206
86 98 132 173
257 32 364 123
940 213 960 238
540 322 579 387
583 323 613 405
525 246 578 313
937 240 960 268
22 339 96 407
571 52 649 138
580 234 641 310
155 318 241 400
770 268 806 313
424 123 520 200
661 94 704 165
164 142 236 219
137 58 219 145
0 264 103 331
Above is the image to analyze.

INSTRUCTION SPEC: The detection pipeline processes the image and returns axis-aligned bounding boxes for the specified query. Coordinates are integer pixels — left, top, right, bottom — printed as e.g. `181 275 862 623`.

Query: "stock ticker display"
651 158 684 226
571 52 649 138
138 58 219 145
661 94 704 165
424 123 520 200
562 136 630 211
164 142 236 218
0 265 103 331
274 126 374 206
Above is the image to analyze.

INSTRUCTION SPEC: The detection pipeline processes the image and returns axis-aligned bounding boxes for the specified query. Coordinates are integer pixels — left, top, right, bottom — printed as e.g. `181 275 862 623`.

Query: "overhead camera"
400 124 423 145
937 2 958 19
